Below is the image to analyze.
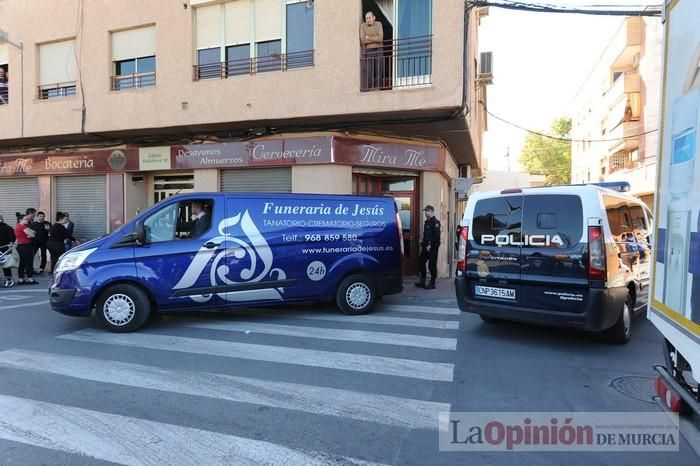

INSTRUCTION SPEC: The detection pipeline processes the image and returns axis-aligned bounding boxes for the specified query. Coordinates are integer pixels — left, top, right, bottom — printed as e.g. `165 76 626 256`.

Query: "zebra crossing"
0 302 462 465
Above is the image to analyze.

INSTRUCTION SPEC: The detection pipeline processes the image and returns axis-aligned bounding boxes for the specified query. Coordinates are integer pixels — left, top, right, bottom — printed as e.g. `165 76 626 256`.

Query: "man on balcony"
360 11 384 90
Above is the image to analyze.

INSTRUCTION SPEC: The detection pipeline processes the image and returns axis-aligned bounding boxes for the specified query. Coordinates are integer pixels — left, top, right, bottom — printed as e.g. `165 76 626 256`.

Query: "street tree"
519 117 572 185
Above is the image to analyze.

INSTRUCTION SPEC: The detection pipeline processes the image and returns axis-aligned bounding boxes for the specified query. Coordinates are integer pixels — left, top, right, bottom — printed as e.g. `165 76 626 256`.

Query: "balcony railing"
360 35 432 92
37 82 77 100
193 50 314 81
111 72 157 91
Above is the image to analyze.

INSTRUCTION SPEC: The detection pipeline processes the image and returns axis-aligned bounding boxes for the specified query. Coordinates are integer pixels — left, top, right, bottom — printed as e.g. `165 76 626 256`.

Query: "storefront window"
382 179 414 191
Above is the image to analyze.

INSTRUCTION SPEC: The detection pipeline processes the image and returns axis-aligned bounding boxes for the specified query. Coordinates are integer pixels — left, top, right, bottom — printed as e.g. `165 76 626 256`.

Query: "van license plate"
475 285 516 300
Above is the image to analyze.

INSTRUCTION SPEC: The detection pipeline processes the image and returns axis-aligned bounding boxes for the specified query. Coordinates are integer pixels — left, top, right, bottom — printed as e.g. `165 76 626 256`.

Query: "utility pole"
505 146 511 172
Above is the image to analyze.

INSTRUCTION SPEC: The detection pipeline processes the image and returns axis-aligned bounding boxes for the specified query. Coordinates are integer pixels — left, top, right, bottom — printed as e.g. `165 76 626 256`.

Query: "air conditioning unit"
479 52 493 77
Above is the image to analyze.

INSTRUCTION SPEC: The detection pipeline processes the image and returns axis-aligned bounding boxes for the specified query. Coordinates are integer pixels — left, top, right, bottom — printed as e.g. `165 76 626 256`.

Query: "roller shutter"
55 175 107 241
220 168 291 193
0 178 39 223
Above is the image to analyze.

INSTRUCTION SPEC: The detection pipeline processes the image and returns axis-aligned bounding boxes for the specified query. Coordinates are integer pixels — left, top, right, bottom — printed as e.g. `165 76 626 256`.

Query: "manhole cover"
610 376 656 404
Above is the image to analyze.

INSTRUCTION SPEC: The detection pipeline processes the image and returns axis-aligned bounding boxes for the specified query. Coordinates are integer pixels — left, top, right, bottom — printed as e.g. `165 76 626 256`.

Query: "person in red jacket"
14 215 38 285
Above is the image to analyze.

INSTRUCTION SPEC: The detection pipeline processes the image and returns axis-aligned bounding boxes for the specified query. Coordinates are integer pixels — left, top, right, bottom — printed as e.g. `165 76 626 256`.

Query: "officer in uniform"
415 205 441 289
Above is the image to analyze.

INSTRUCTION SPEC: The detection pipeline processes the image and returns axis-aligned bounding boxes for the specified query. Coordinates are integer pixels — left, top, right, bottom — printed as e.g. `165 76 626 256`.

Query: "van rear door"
520 194 589 313
467 195 524 305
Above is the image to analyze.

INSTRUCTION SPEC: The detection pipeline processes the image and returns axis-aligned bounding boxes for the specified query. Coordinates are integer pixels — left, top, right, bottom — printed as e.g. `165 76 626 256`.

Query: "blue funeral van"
50 193 403 332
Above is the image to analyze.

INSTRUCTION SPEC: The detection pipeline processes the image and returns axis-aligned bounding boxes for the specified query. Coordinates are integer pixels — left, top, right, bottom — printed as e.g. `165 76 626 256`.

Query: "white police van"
455 182 652 343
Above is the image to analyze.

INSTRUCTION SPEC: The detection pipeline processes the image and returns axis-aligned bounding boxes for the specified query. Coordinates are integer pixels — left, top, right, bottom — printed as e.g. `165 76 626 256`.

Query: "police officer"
415 205 441 289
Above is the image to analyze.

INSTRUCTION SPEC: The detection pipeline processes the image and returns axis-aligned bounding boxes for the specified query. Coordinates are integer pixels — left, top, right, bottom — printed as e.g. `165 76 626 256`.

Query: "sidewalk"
382 276 457 308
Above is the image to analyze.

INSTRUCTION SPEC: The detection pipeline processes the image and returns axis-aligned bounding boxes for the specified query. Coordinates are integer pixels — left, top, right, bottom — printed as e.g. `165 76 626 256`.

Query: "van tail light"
456 226 469 272
396 212 405 258
588 226 606 280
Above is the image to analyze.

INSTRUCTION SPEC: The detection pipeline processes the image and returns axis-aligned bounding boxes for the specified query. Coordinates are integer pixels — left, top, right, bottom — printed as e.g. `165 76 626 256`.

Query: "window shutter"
196 4 223 49
112 26 156 61
254 0 282 43
225 0 252 46
0 43 8 64
39 40 77 85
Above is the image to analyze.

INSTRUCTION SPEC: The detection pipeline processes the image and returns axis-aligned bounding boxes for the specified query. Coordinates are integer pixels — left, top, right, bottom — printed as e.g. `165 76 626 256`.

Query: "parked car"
455 184 653 343
50 193 403 332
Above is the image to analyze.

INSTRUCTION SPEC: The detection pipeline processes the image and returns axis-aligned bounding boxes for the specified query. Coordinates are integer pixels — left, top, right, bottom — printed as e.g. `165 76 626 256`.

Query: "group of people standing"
0 209 76 286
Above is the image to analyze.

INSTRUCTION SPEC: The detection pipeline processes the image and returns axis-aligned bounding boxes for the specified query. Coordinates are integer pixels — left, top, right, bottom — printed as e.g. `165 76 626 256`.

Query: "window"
604 195 651 261
522 195 583 248
143 199 213 243
472 196 523 247
627 92 641 120
397 0 433 79
286 0 314 68
194 0 314 80
38 39 77 100
226 45 251 75
256 40 282 73
111 26 156 90
0 64 8 106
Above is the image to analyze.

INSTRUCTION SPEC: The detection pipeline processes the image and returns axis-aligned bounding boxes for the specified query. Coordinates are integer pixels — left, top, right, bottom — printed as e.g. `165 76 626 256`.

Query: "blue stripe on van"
690 231 700 275
656 228 666 264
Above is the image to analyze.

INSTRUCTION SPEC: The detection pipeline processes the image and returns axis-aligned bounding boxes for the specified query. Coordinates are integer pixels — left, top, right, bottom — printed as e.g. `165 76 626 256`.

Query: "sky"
479 0 658 172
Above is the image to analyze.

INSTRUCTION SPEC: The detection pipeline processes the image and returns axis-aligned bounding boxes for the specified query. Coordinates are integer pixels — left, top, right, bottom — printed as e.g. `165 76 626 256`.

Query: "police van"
49 193 403 332
455 183 652 343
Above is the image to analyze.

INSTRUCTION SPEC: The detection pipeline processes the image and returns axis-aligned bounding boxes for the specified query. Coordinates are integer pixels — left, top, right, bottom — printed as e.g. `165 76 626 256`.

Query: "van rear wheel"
604 293 632 344
96 284 151 333
336 274 376 315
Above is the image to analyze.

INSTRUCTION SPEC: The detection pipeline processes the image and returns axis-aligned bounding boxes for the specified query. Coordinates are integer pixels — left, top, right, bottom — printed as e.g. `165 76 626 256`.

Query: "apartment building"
571 16 662 208
0 0 489 277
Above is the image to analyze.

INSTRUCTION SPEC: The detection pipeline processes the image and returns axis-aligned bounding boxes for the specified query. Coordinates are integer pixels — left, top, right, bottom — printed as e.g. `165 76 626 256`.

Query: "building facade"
0 0 490 277
571 16 662 208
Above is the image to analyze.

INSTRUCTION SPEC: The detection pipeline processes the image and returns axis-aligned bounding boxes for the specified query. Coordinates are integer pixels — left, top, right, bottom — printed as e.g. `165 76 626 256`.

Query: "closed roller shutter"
220 168 291 193
0 178 39 223
55 175 107 241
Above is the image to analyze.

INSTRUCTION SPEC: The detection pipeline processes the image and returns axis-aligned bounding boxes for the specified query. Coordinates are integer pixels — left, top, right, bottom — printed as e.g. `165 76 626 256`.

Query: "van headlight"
55 248 97 273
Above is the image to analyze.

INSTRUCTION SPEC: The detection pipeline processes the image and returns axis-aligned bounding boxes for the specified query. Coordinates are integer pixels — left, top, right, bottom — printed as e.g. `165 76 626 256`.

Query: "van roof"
472 184 644 204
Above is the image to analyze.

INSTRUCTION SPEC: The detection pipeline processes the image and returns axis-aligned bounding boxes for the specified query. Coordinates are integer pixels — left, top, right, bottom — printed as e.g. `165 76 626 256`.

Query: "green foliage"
519 117 572 185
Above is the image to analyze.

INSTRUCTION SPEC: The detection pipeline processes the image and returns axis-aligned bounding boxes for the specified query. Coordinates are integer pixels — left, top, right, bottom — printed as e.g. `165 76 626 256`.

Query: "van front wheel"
96 284 151 333
336 275 376 315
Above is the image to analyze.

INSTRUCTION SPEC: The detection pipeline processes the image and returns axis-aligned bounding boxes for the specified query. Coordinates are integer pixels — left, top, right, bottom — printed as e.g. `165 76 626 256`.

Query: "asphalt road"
0 278 698 465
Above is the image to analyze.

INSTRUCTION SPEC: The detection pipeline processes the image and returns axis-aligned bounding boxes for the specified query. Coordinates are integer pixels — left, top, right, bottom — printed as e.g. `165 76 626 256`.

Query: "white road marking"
0 349 448 430
375 304 460 315
0 300 49 310
181 319 457 350
225 309 460 330
59 329 454 381
0 394 384 466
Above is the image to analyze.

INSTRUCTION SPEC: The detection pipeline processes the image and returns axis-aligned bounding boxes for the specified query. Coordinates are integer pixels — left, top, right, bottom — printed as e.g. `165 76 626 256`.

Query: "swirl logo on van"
173 211 287 303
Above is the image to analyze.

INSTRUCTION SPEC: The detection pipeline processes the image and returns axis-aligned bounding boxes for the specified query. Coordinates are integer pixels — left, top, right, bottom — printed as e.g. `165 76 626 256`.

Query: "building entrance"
353 173 419 276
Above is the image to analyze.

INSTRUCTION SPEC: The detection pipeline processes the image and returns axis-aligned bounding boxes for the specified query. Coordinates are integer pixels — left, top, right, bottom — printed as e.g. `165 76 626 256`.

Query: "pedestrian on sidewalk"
32 211 51 274
14 214 38 285
48 212 75 274
64 212 75 250
415 205 441 290
0 215 16 287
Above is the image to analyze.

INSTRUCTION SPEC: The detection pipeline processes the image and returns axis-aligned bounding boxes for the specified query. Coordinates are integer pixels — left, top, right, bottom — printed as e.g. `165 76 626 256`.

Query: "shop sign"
172 137 332 169
333 137 442 171
139 147 172 171
0 149 138 177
